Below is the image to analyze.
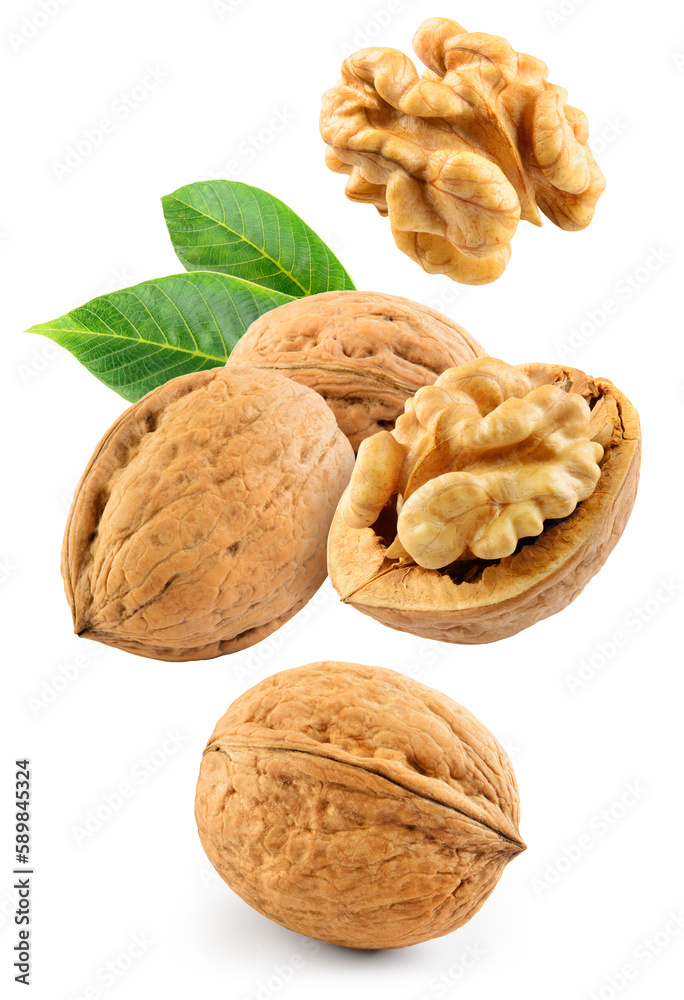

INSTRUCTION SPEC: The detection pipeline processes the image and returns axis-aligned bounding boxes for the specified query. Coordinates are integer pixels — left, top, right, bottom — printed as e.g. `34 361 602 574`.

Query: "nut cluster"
321 17 605 283
342 358 607 569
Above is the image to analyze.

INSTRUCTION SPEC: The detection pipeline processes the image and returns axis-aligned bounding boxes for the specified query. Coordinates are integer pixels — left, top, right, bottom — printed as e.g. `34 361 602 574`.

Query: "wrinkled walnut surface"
321 17 605 284
195 661 524 949
62 366 354 660
328 360 640 643
229 290 484 450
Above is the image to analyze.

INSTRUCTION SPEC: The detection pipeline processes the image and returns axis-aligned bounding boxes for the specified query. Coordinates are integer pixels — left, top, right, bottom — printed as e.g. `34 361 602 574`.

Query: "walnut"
229 290 484 450
195 661 524 949
320 17 605 284
62 366 354 660
328 358 640 643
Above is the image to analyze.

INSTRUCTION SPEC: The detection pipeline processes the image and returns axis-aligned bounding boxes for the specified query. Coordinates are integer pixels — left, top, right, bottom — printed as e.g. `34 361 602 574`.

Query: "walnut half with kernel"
328 358 640 643
195 661 524 949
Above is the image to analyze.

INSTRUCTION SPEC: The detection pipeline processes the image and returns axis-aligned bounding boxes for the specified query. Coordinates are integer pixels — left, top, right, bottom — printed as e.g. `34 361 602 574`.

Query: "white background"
2 0 684 997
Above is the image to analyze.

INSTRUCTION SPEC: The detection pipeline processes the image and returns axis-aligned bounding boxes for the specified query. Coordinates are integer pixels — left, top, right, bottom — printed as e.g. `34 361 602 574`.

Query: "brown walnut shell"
327 364 640 643
195 661 524 949
229 290 484 451
62 366 355 660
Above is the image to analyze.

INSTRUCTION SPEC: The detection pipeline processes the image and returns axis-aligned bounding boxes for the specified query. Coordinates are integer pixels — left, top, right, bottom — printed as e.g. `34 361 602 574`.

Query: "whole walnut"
229 290 484 450
328 358 640 643
62 366 354 660
321 18 605 284
195 661 524 949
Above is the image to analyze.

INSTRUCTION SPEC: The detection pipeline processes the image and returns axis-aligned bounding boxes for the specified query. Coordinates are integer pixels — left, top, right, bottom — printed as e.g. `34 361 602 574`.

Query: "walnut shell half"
195 661 524 949
229 290 484 451
62 366 354 660
327 361 640 643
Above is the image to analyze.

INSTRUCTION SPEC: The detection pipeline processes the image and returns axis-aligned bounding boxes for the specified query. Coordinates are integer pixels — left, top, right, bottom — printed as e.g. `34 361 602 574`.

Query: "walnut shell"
327 362 640 643
62 366 355 660
228 290 484 450
320 18 605 284
195 661 524 949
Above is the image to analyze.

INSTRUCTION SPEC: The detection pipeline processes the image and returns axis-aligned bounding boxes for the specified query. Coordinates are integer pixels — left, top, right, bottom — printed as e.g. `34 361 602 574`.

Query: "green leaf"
162 179 355 297
28 271 293 402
